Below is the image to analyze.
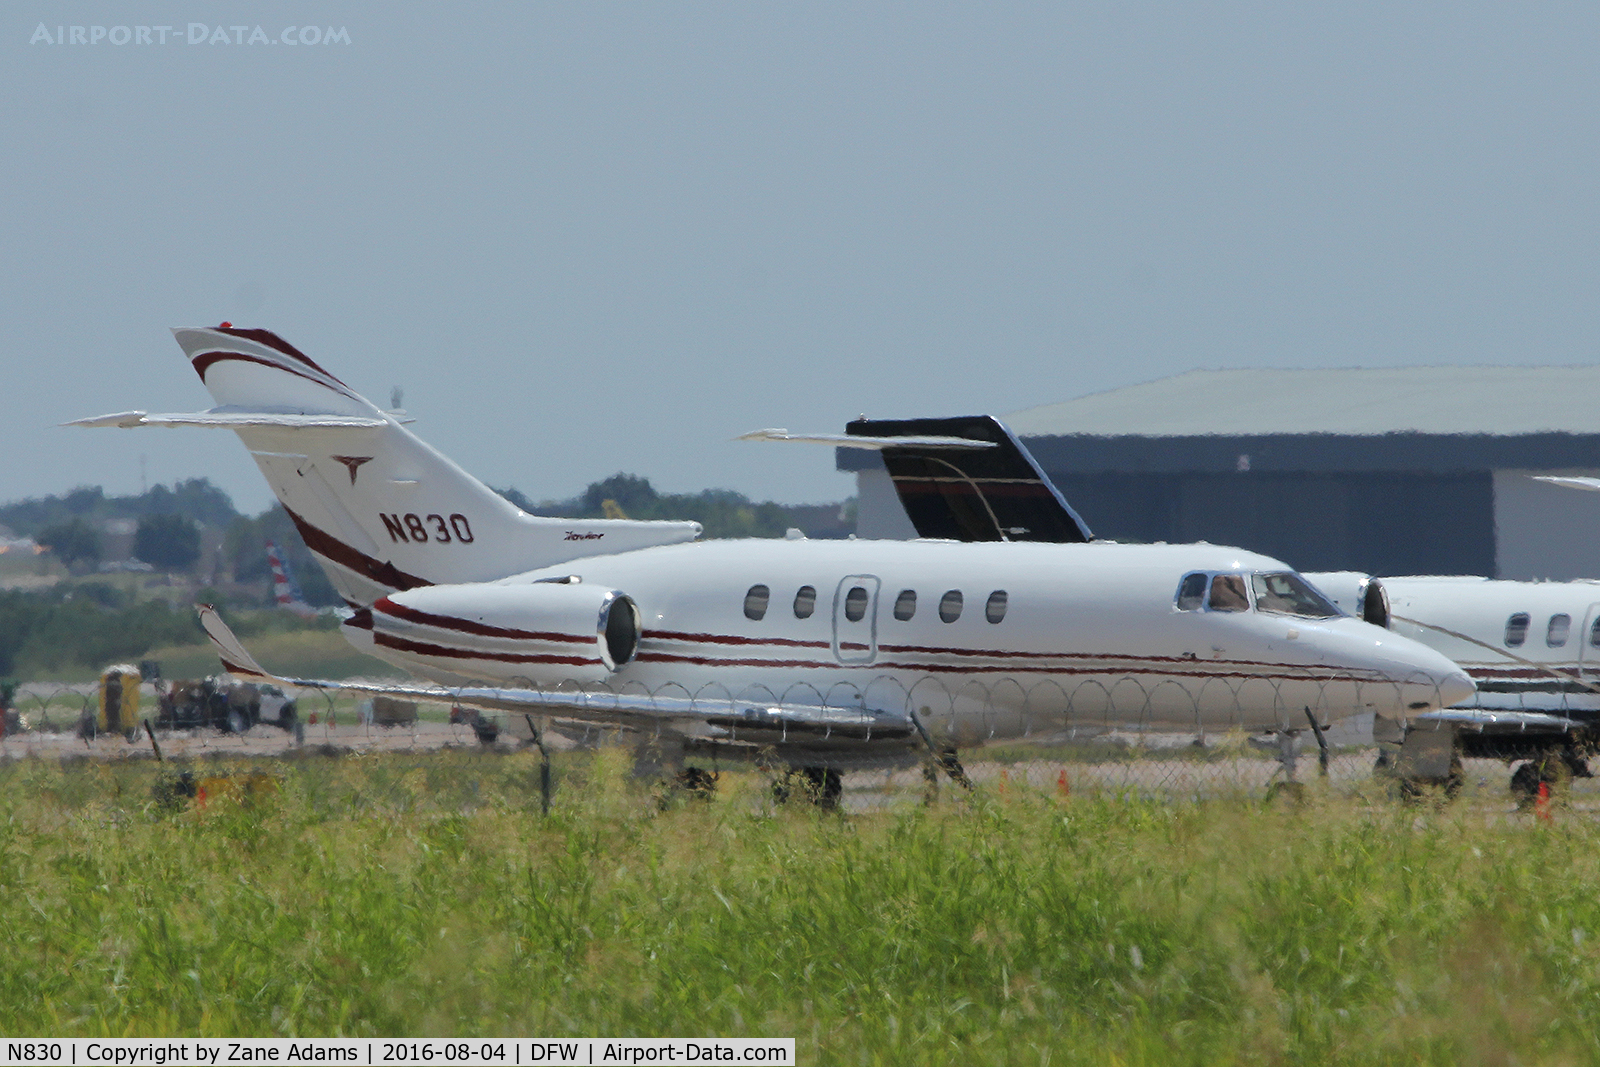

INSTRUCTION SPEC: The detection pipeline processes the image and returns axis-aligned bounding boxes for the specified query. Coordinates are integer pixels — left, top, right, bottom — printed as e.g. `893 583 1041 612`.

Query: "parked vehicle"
157 678 297 733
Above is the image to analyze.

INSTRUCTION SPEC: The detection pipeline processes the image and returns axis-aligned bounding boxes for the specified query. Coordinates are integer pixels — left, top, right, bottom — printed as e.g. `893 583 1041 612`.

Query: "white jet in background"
1310 493 1600 799
72 325 1472 801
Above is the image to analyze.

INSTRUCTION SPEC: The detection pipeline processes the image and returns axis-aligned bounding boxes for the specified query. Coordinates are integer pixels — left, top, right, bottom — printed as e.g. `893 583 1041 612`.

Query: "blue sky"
6 4 1598 513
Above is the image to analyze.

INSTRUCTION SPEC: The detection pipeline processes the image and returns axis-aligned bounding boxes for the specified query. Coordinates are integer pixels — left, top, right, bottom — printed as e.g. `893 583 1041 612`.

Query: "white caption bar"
0 1040 795 1067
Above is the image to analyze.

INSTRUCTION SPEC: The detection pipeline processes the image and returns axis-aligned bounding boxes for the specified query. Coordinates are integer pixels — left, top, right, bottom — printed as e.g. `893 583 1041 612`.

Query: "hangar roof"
1006 366 1600 438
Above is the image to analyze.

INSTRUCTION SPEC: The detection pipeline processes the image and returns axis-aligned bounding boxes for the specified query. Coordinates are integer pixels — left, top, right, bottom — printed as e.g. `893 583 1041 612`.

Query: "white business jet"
71 326 1472 799
1308 480 1600 796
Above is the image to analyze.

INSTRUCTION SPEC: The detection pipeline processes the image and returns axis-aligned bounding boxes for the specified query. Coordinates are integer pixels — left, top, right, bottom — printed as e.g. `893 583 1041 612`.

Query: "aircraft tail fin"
75 326 702 606
845 416 1094 543
266 539 318 619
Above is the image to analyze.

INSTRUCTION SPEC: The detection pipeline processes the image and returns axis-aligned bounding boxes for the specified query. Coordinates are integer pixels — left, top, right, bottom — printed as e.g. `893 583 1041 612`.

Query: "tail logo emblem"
331 455 373 485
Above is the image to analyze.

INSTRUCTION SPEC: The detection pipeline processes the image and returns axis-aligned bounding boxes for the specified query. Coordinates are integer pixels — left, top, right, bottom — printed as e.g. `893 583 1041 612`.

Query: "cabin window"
939 590 964 623
743 584 770 621
1548 613 1571 648
793 585 817 619
1208 574 1249 613
1251 572 1340 618
843 585 869 622
1505 612 1530 647
986 590 1008 624
893 589 917 621
1175 573 1208 611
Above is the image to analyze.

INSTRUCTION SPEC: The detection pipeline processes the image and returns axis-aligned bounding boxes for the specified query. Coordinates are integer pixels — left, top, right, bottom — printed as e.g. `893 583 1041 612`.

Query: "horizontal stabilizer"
738 428 998 450
1534 475 1600 493
845 415 1093 544
66 409 391 429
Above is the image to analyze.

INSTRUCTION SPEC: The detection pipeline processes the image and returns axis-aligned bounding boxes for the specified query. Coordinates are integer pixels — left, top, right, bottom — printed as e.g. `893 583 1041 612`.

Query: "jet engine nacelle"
1302 571 1390 629
349 580 643 684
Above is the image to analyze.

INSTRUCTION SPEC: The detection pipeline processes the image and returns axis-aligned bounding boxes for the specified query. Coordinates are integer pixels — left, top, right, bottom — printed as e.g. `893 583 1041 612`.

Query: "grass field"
0 749 1597 1064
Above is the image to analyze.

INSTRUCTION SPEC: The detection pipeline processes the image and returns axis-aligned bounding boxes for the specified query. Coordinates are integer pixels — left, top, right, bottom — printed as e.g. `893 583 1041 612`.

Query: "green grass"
0 750 1597 1063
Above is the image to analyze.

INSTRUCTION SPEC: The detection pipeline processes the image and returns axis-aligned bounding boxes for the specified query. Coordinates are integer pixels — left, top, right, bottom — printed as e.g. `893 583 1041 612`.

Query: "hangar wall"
844 445 1600 580
1050 471 1495 577
844 368 1600 579
1493 470 1600 581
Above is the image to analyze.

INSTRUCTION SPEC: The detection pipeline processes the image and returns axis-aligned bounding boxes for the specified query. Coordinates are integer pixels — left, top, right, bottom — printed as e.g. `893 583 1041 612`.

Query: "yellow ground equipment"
96 664 141 738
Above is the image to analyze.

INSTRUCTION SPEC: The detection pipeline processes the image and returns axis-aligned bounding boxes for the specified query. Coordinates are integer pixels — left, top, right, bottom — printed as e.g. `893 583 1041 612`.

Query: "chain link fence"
7 671 1560 811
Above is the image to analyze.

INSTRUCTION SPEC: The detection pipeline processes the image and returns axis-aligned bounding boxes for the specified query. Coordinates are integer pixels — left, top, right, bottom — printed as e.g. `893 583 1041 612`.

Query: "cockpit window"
1175 572 1208 611
1250 572 1340 618
1208 574 1249 612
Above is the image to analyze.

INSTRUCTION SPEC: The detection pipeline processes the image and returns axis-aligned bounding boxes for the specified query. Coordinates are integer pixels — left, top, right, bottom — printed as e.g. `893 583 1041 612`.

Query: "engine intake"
1301 571 1391 629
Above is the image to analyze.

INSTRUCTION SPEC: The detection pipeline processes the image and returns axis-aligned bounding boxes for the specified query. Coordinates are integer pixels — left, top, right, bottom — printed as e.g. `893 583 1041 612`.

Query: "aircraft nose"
1392 655 1475 713
1436 669 1476 709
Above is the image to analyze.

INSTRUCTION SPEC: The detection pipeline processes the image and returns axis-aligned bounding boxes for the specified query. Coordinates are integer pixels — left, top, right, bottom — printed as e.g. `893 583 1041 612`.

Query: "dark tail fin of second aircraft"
845 415 1094 543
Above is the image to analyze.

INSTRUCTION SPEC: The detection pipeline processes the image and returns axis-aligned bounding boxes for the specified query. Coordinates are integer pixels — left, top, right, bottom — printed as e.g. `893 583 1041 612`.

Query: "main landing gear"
771 767 843 809
1253 708 1332 802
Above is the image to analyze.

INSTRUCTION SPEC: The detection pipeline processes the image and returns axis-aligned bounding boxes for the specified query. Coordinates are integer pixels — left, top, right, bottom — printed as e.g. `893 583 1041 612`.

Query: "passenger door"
832 575 881 665
1577 604 1600 682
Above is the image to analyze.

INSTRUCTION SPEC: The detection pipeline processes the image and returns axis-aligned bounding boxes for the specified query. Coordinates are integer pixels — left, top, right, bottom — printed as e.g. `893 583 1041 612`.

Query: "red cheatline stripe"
651 629 831 650
1465 666 1584 678
649 631 1353 673
191 351 352 398
374 597 589 643
634 650 1383 682
281 504 431 592
219 658 265 679
214 326 350 385
374 632 600 668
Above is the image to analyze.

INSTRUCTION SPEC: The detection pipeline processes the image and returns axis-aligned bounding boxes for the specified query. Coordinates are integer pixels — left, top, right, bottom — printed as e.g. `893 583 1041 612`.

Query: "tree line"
3 473 853 602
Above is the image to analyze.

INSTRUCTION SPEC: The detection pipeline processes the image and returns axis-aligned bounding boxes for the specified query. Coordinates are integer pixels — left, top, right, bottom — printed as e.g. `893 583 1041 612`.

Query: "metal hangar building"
845 366 1600 581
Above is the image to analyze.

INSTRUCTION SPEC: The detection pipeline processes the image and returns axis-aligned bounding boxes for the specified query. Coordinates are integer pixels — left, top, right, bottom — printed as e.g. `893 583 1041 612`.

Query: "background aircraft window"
1250 572 1339 618
793 585 817 619
1175 572 1208 611
844 585 869 622
743 584 770 621
985 590 1008 624
1548 613 1571 647
1505 612 1530 647
939 590 964 623
1208 574 1249 612
893 589 917 621
1591 617 1600 648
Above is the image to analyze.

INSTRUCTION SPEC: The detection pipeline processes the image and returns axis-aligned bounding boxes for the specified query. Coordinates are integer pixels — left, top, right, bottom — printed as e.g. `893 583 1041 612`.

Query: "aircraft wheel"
1264 781 1307 805
226 707 249 735
772 767 842 808
675 766 718 799
801 766 843 809
1510 754 1569 806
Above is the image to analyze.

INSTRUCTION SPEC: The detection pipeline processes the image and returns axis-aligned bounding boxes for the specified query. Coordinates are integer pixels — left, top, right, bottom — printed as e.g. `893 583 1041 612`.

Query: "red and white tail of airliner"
266 539 319 619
